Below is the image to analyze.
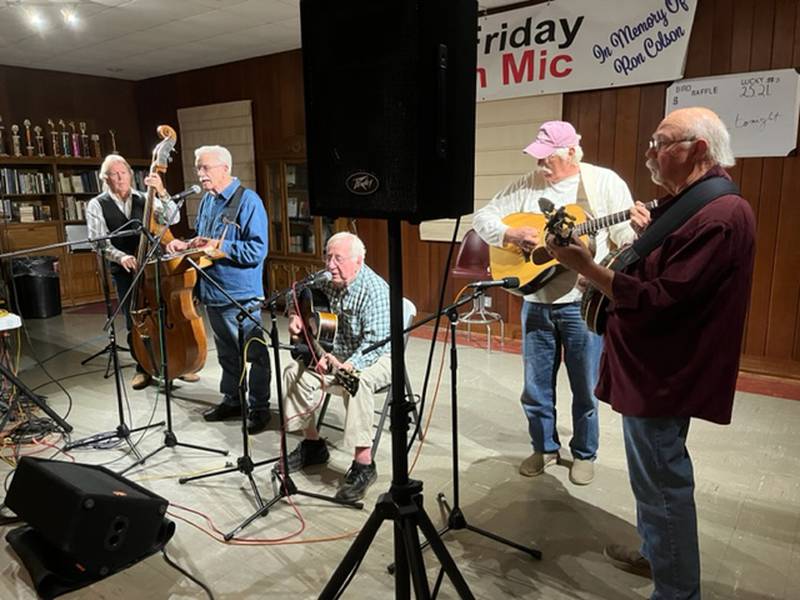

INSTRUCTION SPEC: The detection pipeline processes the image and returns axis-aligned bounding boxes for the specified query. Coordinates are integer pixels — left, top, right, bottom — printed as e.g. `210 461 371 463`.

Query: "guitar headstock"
543 206 577 246
336 369 360 396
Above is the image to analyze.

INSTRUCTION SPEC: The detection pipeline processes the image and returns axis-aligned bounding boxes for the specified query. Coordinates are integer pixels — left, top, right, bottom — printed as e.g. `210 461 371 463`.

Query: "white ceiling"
0 0 517 81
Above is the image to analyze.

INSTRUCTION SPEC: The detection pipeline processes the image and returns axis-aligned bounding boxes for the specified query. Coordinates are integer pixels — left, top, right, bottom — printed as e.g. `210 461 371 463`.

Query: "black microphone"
167 184 202 202
296 269 333 288
467 276 520 290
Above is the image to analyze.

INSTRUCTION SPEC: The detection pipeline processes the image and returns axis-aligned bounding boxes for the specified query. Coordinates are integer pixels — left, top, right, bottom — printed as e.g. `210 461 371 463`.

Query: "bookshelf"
263 159 347 293
0 156 149 305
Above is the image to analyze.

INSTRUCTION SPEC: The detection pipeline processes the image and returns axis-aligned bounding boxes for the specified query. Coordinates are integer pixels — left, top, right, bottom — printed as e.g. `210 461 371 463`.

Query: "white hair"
326 232 366 260
685 112 735 168
99 154 133 193
552 143 584 166
194 145 233 171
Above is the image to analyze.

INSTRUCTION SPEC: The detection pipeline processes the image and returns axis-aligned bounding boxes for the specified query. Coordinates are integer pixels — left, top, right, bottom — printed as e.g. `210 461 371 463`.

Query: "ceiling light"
61 7 79 27
24 8 47 31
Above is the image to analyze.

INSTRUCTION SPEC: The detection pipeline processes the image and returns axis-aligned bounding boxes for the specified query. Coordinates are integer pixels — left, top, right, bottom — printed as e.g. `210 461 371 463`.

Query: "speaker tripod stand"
320 219 473 599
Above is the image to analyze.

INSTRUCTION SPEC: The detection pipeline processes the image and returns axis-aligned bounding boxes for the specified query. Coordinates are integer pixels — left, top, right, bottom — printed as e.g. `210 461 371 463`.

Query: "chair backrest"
402 297 417 345
451 229 491 279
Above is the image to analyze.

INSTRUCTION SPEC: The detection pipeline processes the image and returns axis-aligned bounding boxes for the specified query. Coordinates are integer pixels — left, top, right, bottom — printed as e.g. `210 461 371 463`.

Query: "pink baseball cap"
523 121 580 159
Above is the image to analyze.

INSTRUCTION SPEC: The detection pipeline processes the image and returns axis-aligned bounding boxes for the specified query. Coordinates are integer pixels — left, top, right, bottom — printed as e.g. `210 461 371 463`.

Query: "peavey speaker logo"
345 172 380 196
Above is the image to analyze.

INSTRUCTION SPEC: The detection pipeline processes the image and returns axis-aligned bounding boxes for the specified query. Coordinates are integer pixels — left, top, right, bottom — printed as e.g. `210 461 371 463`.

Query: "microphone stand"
64 235 166 456
179 266 362 540
118 198 228 475
360 284 542 583
178 283 279 518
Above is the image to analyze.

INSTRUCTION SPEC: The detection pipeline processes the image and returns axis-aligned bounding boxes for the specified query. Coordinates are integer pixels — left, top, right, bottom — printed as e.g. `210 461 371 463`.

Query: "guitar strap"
611 176 740 270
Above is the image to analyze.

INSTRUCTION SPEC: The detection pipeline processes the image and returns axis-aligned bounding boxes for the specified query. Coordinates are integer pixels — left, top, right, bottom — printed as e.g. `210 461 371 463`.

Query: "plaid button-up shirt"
316 263 390 371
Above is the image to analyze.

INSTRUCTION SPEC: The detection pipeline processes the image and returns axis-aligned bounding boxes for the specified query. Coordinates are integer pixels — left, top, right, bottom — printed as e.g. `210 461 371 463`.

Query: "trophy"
11 124 22 157
23 119 34 156
90 133 101 158
34 126 45 157
69 121 81 158
58 119 71 157
109 129 118 154
79 122 90 157
0 115 7 157
47 119 59 157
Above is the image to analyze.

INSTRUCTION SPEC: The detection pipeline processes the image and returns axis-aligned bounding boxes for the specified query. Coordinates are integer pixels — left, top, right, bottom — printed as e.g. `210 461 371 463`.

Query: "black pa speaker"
5 457 175 581
300 0 478 222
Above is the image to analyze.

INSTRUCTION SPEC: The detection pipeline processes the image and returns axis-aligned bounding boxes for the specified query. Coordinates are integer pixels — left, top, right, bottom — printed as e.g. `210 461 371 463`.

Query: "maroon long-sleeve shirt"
595 167 756 424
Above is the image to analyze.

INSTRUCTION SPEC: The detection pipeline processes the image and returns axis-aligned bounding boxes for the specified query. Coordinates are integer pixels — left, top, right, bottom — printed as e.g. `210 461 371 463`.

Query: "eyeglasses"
195 163 225 173
325 254 352 266
648 137 695 152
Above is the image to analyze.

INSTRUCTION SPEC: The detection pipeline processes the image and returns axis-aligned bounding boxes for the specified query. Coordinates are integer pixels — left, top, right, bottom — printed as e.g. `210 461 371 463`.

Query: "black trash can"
11 256 62 319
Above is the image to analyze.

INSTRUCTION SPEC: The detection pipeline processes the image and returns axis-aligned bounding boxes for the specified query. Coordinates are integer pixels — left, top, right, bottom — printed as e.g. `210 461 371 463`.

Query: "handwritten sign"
666 69 800 157
477 0 697 102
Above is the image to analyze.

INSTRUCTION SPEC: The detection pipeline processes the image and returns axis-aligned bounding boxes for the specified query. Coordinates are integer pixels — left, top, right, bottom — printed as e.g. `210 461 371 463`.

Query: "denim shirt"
194 178 268 306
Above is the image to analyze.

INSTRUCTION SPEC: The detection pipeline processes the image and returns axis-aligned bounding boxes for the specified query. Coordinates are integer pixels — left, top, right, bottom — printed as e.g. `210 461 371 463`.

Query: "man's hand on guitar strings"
503 225 540 252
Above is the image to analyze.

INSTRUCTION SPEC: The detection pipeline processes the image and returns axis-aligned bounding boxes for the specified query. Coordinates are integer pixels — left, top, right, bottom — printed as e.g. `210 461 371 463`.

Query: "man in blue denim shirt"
166 145 271 434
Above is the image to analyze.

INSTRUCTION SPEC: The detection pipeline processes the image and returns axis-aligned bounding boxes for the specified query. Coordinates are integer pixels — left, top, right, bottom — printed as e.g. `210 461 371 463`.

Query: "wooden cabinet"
263 159 348 293
0 156 147 306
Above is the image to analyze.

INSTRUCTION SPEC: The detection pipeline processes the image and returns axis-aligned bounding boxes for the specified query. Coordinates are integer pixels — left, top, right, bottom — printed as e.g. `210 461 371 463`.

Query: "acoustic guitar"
489 200 659 296
290 286 360 395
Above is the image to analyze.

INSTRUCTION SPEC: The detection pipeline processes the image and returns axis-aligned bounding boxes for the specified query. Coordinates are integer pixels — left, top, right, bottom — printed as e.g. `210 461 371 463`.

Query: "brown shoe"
519 452 558 477
179 372 200 382
131 372 152 390
603 544 652 578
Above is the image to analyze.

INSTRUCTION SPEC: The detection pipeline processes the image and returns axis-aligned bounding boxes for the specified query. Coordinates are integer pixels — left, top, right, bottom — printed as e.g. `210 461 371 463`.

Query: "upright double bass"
129 125 208 380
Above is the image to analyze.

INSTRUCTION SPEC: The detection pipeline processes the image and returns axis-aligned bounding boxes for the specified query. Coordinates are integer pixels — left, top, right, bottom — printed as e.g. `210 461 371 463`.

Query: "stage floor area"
1 309 798 599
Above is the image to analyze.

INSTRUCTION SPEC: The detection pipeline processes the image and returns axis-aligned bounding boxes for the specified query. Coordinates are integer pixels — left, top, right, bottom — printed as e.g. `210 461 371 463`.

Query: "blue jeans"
206 301 271 414
520 301 601 460
623 416 700 600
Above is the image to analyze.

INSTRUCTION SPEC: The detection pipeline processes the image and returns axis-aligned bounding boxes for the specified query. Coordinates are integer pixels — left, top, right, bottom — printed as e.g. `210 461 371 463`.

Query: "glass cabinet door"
286 162 315 255
266 161 284 254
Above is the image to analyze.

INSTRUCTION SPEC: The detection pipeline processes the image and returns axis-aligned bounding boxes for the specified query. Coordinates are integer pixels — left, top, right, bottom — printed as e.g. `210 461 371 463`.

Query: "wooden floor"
1 309 798 599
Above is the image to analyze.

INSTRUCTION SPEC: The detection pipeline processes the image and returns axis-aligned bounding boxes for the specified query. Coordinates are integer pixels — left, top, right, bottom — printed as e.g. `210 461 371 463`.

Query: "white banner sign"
666 69 800 157
477 0 697 102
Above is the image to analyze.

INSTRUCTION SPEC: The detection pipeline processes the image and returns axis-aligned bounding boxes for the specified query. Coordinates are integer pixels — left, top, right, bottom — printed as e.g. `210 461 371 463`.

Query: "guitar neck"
576 199 659 236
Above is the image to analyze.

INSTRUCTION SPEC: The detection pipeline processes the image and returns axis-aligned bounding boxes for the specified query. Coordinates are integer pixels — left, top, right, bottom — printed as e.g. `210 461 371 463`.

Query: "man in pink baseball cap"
472 119 650 487
523 120 581 159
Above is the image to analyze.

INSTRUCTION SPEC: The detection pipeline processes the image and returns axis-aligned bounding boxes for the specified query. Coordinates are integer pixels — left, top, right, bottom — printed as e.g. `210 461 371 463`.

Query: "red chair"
451 229 504 352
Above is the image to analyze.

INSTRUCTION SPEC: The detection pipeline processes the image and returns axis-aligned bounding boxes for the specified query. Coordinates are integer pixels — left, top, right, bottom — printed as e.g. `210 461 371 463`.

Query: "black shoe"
247 411 271 434
283 439 330 473
202 402 242 422
335 461 377 502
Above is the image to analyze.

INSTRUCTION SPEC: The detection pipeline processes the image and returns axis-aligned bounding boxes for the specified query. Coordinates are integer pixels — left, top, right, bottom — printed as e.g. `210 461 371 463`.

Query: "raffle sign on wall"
477 0 697 102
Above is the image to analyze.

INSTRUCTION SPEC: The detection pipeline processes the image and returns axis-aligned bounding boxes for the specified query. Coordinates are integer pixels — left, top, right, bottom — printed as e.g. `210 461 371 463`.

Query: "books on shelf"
0 168 56 195
1 200 54 222
57 170 101 194
62 195 88 221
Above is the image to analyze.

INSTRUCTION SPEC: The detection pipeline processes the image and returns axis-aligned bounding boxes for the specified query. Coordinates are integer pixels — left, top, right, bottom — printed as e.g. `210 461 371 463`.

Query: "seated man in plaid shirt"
282 232 391 501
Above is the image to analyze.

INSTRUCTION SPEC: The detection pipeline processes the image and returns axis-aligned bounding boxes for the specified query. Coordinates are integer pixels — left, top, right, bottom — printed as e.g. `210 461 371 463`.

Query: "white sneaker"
519 452 558 477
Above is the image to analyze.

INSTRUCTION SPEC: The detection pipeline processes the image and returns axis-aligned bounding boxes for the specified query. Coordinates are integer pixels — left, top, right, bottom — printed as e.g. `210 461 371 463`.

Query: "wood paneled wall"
0 66 143 158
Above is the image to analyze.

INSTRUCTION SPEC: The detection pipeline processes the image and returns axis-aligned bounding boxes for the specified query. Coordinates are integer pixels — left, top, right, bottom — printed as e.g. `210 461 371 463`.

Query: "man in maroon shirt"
546 107 756 600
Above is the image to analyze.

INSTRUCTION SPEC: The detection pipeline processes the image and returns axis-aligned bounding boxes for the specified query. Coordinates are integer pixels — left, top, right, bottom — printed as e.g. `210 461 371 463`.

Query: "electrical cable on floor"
161 547 215 600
